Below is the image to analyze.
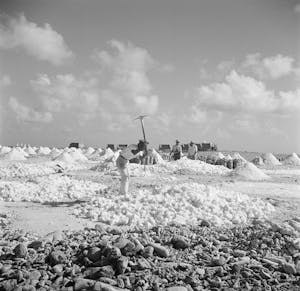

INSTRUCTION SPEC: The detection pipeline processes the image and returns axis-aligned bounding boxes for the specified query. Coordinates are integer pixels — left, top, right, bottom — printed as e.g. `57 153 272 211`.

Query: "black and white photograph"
0 0 300 290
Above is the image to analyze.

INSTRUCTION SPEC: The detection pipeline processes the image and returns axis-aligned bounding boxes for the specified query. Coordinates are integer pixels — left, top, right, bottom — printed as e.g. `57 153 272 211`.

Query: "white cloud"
192 70 300 114
0 14 73 65
8 97 53 123
93 40 159 114
242 53 294 79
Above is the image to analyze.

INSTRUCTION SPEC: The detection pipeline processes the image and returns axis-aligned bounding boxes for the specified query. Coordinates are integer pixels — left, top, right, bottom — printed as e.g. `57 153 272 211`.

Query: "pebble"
149 243 169 257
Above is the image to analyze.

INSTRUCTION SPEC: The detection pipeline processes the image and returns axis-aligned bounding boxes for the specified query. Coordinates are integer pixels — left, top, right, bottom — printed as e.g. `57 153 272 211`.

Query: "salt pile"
92 157 230 176
37 147 51 155
224 154 232 160
0 175 107 202
0 162 57 178
0 148 27 161
25 147 36 155
89 148 104 160
283 153 300 166
74 182 274 228
232 152 247 161
50 148 62 159
85 147 95 156
263 152 282 166
0 146 11 155
54 152 75 163
229 161 270 180
162 157 230 175
69 149 88 162
252 156 264 166
151 148 165 164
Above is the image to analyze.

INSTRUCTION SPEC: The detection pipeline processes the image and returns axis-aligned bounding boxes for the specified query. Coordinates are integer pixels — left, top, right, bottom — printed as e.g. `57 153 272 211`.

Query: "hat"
176 140 180 143
190 141 194 145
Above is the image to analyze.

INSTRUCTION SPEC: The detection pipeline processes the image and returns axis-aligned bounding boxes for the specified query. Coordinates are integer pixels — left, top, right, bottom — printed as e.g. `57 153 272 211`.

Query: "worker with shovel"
116 115 149 197
116 140 147 197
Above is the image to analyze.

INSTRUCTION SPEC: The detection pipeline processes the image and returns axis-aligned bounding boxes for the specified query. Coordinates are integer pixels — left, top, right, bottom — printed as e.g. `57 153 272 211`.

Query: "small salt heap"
232 152 247 162
230 161 270 180
37 147 51 155
85 147 95 157
69 149 88 162
1 148 27 161
151 149 165 164
283 153 300 166
25 146 36 155
0 146 11 155
262 152 281 166
252 156 264 166
54 152 75 163
50 148 62 159
89 148 104 160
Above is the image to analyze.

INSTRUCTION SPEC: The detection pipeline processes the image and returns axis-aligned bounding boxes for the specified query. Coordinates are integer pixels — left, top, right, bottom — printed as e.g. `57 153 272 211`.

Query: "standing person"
170 140 182 161
116 140 147 197
187 141 198 160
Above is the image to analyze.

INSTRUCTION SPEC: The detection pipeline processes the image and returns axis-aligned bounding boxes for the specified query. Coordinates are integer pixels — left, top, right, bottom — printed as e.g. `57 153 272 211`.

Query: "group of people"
170 140 198 160
116 139 198 197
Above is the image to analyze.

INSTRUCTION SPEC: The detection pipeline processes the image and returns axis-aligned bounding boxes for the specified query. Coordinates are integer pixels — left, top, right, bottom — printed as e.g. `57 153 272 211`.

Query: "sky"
0 0 300 153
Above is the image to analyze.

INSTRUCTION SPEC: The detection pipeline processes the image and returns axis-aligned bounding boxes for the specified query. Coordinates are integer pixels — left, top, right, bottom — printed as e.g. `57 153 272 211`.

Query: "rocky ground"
0 216 300 291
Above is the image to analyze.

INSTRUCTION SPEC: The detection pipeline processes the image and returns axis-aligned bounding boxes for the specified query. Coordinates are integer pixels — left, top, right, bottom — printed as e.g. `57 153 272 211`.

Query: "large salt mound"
230 162 270 180
0 149 27 161
73 182 274 228
0 175 107 202
283 153 300 166
263 152 282 166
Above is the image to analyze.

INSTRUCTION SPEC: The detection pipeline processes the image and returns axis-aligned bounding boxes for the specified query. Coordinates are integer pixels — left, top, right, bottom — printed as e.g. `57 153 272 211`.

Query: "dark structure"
118 144 128 150
69 142 84 148
158 144 171 152
107 144 115 151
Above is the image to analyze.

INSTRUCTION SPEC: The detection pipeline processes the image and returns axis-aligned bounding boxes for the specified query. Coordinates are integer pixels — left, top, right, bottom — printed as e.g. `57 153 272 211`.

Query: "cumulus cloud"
93 40 160 114
8 97 53 123
242 53 294 79
0 14 73 65
31 73 100 116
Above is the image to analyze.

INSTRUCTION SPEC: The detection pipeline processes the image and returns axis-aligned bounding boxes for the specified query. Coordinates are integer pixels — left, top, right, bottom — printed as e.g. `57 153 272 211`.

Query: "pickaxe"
134 115 148 142
134 115 148 169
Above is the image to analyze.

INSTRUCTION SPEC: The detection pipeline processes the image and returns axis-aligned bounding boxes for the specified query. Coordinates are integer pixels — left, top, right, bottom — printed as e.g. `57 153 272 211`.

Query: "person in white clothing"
187 141 198 160
116 140 147 196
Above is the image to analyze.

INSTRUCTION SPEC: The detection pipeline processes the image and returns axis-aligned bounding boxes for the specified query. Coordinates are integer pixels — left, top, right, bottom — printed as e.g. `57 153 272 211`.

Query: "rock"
27 240 43 250
52 264 64 274
22 285 36 291
171 236 190 249
166 287 188 291
137 257 152 270
74 278 95 290
43 230 64 243
200 220 210 227
99 277 118 285
106 247 122 261
142 246 154 258
0 264 12 274
28 270 41 281
282 262 296 275
98 265 115 278
13 243 27 258
260 270 272 280
0 279 17 291
233 249 247 257
149 243 169 257
48 251 67 266
87 247 102 262
116 256 129 275
211 256 226 266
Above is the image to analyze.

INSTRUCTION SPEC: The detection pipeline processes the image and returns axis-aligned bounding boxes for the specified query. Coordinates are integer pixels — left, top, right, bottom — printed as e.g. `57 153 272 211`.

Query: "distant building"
158 144 171 152
107 144 115 151
69 142 84 148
